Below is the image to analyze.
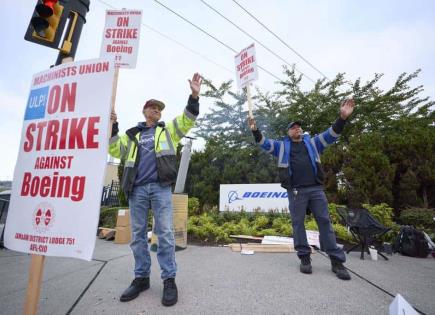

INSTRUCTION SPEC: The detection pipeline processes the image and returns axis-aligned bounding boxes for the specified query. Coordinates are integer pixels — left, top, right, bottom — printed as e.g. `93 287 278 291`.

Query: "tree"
188 67 434 213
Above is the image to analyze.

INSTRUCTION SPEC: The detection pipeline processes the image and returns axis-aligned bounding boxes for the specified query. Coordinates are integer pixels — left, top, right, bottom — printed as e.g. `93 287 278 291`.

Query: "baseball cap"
143 99 165 111
287 121 302 129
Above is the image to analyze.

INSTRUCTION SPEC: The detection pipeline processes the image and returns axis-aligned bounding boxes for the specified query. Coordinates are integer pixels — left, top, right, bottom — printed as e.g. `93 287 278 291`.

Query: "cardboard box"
116 209 130 227
114 226 131 244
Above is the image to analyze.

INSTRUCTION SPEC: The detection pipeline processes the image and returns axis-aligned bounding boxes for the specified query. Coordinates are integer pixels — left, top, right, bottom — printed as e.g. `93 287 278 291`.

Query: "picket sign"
2 57 115 314
234 43 258 118
100 9 142 69
100 9 142 135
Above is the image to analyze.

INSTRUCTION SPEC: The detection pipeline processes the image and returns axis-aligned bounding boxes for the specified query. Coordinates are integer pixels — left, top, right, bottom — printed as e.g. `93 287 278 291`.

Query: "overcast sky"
1 0 434 180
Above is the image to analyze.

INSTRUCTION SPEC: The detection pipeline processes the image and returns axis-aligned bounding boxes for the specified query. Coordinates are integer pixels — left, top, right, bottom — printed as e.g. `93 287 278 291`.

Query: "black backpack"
393 226 430 258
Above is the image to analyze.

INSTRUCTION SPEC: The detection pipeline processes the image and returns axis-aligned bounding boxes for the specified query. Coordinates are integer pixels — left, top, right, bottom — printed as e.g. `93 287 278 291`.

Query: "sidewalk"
1 239 434 315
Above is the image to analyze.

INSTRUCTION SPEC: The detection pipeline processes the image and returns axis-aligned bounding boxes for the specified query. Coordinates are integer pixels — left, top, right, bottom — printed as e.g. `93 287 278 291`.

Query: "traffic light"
25 0 90 65
25 0 67 49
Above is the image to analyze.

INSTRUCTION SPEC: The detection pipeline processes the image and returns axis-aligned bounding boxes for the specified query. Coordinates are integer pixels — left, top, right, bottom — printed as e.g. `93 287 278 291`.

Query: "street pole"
174 137 194 194
23 1 90 313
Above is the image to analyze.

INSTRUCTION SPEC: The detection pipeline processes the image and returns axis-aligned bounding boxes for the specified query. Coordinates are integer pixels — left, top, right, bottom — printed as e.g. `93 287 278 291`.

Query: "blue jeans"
287 186 346 262
128 183 177 279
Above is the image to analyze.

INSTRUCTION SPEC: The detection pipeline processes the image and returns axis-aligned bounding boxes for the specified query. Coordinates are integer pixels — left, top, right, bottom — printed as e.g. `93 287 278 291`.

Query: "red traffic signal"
27 0 64 44
36 0 58 17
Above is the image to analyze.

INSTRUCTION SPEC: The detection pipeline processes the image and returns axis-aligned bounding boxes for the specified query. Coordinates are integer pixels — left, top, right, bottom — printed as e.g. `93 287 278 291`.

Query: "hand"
189 72 202 99
340 98 355 120
247 116 257 131
110 110 117 122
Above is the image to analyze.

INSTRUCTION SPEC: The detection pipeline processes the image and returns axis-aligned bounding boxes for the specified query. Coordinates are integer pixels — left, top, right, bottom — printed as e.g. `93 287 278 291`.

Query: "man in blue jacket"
248 99 355 280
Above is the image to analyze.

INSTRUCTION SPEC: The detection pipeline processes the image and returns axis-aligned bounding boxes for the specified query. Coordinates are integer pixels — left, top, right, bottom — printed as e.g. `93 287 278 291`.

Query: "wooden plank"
229 243 295 253
24 255 45 315
229 235 264 242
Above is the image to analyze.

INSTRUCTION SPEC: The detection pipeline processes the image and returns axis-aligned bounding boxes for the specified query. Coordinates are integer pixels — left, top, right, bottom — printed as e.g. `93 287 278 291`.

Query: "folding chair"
337 207 391 260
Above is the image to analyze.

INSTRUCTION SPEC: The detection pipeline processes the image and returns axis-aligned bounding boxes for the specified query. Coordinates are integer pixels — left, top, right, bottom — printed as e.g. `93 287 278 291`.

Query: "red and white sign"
234 43 258 88
4 58 114 261
100 9 142 68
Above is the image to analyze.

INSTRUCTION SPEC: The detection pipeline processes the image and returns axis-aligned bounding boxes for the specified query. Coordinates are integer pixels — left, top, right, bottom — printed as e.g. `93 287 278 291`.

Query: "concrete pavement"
0 239 434 315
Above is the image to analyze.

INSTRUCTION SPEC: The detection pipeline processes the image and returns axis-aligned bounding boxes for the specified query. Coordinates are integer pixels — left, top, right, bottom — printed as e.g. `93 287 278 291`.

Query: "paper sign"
100 9 142 68
306 230 320 247
234 43 258 88
389 294 418 315
4 58 114 261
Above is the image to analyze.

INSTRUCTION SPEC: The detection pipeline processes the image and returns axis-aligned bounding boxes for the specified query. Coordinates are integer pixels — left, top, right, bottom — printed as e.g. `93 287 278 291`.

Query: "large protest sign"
4 58 114 261
100 9 142 68
234 43 258 89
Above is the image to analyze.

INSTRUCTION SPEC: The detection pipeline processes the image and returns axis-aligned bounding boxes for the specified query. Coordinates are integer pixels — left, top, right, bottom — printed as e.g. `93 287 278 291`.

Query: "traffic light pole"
23 1 90 314
55 0 90 65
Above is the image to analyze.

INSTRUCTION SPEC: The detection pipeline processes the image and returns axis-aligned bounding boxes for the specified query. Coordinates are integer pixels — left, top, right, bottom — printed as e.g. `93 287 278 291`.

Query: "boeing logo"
227 190 288 203
228 191 243 204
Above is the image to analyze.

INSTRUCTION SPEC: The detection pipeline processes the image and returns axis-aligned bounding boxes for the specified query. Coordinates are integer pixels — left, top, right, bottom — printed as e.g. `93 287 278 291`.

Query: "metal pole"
55 0 90 65
174 138 194 194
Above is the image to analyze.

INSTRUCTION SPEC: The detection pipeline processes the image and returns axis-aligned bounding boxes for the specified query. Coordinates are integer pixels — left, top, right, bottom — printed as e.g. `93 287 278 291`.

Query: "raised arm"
312 98 355 154
248 116 280 157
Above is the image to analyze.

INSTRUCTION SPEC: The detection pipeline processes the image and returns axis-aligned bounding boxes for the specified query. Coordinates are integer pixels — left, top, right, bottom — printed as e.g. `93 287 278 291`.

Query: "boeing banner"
219 184 289 212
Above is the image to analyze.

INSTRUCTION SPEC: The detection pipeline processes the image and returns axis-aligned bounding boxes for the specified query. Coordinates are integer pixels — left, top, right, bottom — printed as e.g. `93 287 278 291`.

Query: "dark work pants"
287 186 346 262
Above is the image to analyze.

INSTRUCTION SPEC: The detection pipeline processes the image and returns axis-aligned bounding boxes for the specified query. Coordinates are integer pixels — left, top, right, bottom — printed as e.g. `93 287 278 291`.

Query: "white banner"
4 58 114 261
234 43 258 89
100 9 142 68
219 184 289 212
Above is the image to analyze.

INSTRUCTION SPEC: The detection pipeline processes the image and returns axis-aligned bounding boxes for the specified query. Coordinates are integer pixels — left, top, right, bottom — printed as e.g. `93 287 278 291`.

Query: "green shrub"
256 228 279 236
328 203 342 225
99 207 121 228
220 211 245 223
332 223 354 243
187 205 404 244
188 197 201 216
305 219 319 231
272 216 292 236
363 203 395 228
279 224 293 236
399 208 435 229
187 214 231 243
236 218 255 235
253 215 270 230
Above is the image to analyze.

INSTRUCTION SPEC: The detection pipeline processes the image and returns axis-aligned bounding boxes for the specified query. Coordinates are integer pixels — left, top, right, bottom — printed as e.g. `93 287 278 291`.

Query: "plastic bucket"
150 193 188 252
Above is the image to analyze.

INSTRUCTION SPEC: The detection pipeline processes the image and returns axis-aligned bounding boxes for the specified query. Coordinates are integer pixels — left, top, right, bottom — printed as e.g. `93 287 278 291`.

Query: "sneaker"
162 278 178 306
331 260 351 280
120 277 150 302
299 255 312 274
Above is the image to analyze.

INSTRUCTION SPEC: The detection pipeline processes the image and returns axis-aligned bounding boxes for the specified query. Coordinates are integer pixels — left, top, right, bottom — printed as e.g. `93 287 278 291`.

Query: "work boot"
162 278 178 306
331 259 351 280
299 255 312 274
120 277 150 302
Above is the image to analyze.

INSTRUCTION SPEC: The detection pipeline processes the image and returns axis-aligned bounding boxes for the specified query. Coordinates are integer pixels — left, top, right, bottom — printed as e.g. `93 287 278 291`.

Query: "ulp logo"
32 202 55 233
228 191 243 204
24 86 49 120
